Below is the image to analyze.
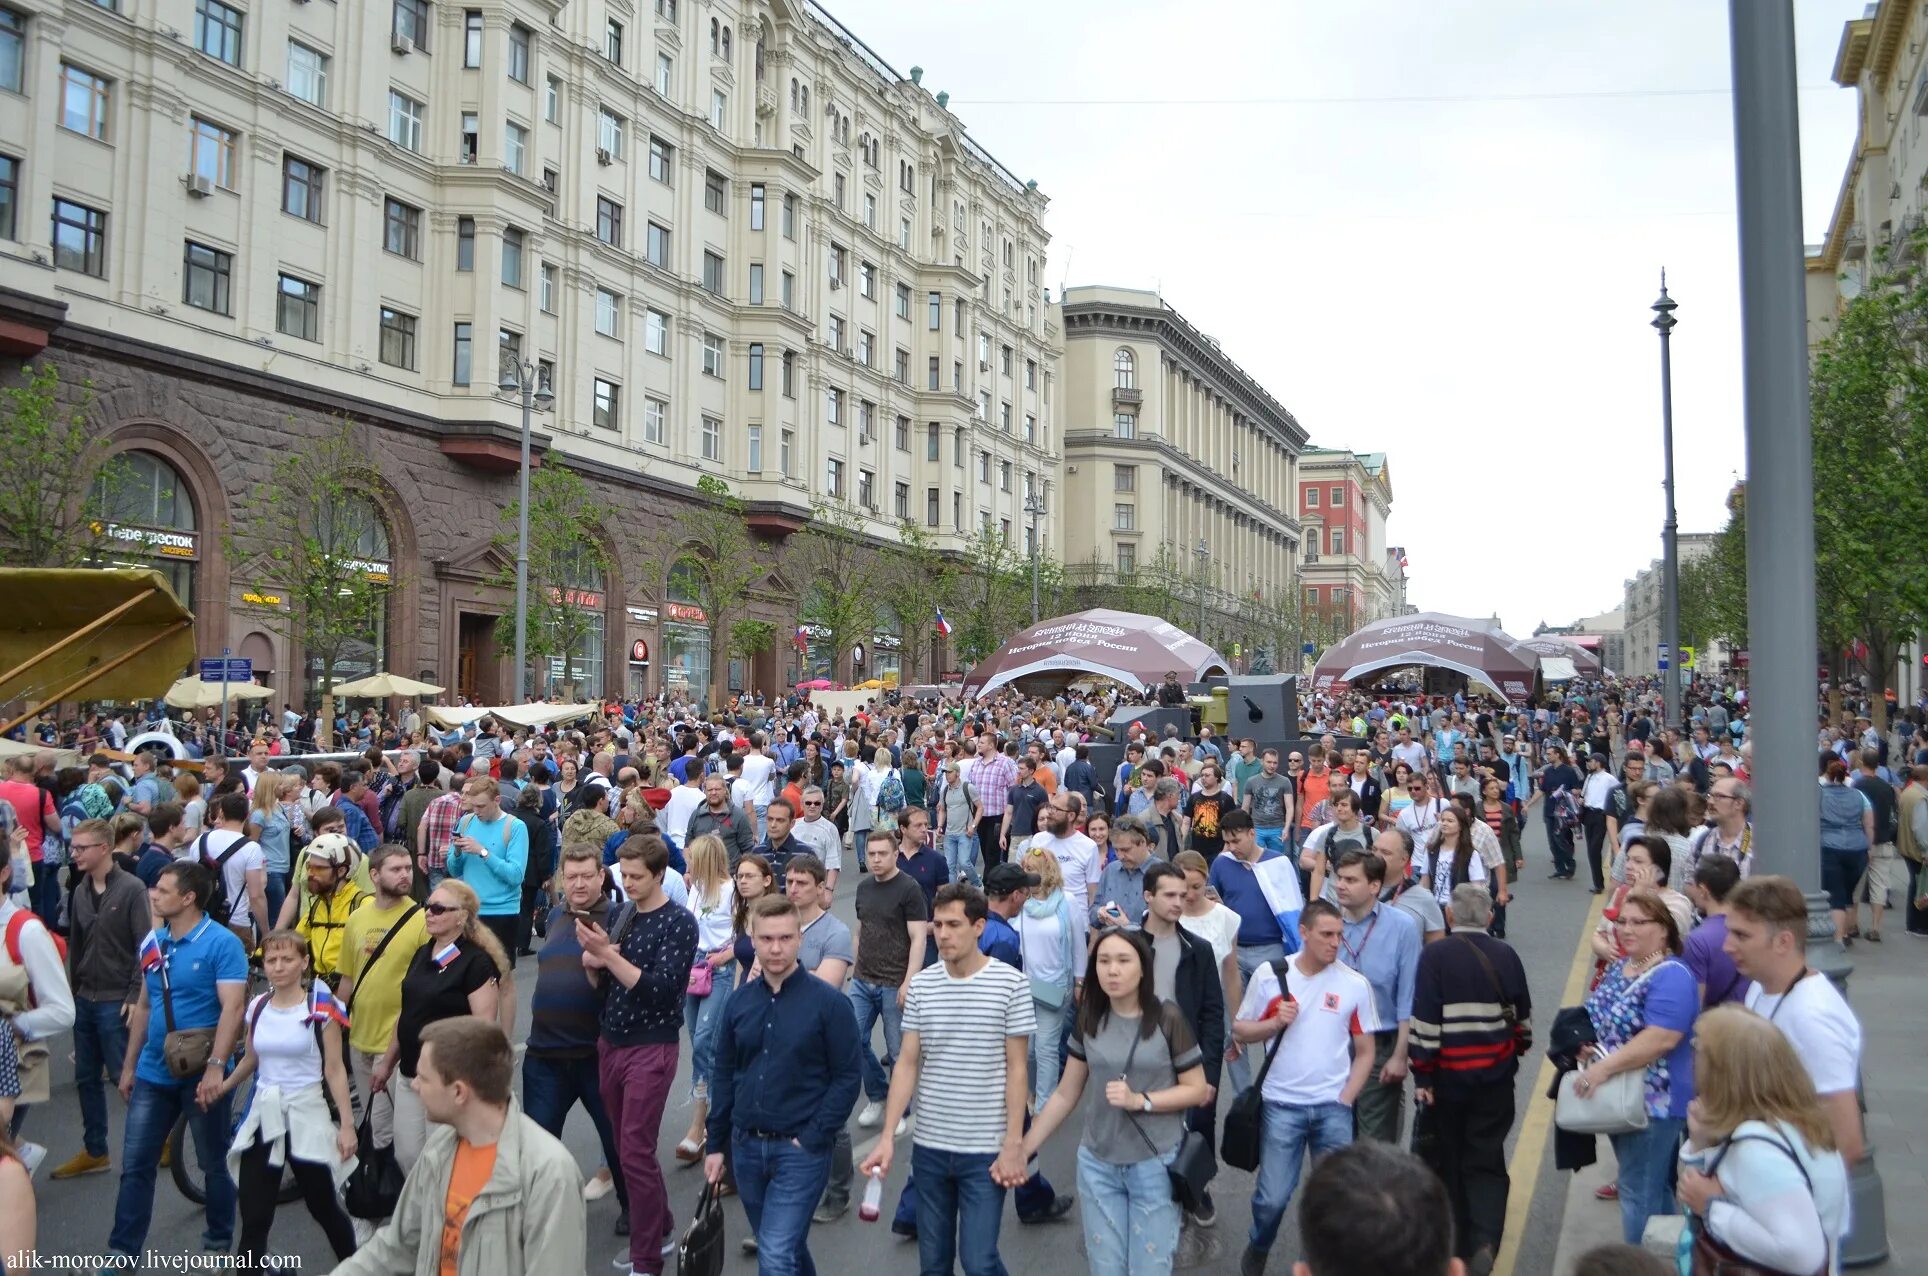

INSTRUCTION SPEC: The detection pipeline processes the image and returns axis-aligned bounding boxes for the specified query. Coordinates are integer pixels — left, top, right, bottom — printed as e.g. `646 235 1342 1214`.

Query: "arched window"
721 26 730 59
662 559 713 704
552 541 605 698
709 17 719 53
305 492 393 703
790 78 799 110
1114 348 1135 389
90 449 199 608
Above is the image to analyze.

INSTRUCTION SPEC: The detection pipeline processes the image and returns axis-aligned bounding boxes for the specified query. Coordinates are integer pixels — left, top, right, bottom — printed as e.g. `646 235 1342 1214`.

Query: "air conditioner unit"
596 147 613 166
391 33 414 54
828 277 842 290
184 173 213 197
865 501 879 514
978 359 990 371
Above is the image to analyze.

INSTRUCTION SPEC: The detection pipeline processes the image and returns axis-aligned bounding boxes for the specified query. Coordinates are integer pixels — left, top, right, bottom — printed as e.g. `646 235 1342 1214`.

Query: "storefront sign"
627 607 658 624
342 557 392 583
242 591 284 606
666 602 708 623
549 587 605 609
629 639 650 664
99 522 198 558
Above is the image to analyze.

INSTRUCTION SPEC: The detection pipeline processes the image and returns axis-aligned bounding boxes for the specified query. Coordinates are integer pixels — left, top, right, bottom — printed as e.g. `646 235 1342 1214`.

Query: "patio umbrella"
796 678 835 691
163 676 274 711
331 671 447 698
959 609 1229 701
1311 612 1537 703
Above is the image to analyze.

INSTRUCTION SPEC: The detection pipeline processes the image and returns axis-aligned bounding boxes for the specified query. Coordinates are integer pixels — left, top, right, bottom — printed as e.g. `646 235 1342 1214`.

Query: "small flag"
138 932 163 974
935 609 954 637
433 941 460 971
308 982 351 1030
793 623 810 651
1399 554 1409 568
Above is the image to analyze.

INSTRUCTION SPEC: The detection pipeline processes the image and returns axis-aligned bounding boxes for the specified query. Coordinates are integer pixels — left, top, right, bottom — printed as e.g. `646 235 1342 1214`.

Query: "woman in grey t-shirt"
1018 928 1210 1275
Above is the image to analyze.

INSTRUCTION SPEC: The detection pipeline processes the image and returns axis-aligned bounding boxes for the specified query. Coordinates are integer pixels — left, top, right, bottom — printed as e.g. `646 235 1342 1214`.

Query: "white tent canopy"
424 703 602 730
164 676 274 711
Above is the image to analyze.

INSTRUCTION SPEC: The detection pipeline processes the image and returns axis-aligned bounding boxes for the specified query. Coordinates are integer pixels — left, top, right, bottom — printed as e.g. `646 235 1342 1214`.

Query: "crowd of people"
0 669 1911 1275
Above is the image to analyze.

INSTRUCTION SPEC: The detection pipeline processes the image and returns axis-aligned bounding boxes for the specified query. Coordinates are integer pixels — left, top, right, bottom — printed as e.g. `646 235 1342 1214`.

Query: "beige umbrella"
330 671 447 698
163 675 274 711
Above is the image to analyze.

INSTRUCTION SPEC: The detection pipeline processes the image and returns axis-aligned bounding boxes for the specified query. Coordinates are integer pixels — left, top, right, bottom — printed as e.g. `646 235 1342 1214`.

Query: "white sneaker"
17 1142 45 1179
584 1170 615 1201
611 1257 633 1272
857 1100 883 1129
894 1115 908 1137
352 1217 377 1247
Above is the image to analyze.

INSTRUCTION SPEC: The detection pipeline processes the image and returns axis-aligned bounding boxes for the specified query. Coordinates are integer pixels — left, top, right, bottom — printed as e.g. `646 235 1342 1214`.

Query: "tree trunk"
318 690 335 752
1867 632 1896 734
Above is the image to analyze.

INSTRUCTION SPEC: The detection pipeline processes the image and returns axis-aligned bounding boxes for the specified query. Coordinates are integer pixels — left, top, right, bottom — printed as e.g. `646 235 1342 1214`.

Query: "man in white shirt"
659 766 705 859
195 790 269 947
737 732 779 841
238 738 275 798
1232 900 1379 1276
1026 794 1102 948
790 786 844 891
1579 750 1620 895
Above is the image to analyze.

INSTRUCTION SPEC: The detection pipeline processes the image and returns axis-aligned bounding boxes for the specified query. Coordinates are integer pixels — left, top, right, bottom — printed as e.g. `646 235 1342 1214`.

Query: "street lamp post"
1194 538 1209 638
1652 275 1682 731
497 360 555 703
1024 494 1046 626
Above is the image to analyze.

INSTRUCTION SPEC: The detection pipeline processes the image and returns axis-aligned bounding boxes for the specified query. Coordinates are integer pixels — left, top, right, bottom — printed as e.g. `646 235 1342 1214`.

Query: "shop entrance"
458 612 500 703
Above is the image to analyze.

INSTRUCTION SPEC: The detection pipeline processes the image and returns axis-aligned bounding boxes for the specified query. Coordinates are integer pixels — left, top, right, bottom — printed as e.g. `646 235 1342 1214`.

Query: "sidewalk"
1548 929 1923 1275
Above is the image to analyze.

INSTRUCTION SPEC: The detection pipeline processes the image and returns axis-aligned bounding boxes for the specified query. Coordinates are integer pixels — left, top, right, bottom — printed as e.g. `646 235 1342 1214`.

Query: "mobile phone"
568 906 595 921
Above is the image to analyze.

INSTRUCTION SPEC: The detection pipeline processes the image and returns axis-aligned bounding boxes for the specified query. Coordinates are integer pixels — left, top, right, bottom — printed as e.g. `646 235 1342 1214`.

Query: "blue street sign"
1657 642 1670 673
199 658 253 682
1302 642 1317 655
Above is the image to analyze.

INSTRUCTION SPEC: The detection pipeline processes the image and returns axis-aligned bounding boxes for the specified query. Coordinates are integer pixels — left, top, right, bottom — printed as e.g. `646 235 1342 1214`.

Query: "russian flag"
793 623 810 651
433 941 460 971
935 609 953 638
138 932 164 974
308 982 351 1030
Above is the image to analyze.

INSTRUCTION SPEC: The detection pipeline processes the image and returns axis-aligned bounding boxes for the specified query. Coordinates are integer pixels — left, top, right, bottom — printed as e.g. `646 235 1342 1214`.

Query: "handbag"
342 1109 406 1219
677 1181 727 1276
1554 1055 1648 1135
1221 969 1293 1172
688 959 715 996
155 937 218 1081
1686 1132 1828 1276
1119 1010 1217 1214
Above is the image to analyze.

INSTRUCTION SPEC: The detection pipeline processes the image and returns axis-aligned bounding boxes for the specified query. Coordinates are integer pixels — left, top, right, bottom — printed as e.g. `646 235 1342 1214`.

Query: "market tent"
163 676 273 711
1510 636 1604 678
960 609 1228 701
424 702 601 730
0 737 80 768
0 569 197 727
331 672 447 698
1311 612 1537 703
1537 656 1580 683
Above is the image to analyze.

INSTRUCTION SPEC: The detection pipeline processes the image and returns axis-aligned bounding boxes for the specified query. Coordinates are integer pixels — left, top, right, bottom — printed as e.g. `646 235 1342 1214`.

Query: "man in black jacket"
1140 859 1226 1248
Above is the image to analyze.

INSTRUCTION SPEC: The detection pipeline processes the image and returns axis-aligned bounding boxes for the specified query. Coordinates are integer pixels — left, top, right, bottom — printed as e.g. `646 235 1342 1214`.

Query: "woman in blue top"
1574 888 1698 1245
1817 755 1873 947
247 773 308 929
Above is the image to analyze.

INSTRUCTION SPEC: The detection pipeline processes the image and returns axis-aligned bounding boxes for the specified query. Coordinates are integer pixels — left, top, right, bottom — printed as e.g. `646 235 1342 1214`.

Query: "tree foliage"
642 475 770 705
946 527 1033 664
876 520 950 681
489 463 612 700
0 363 129 569
785 500 883 679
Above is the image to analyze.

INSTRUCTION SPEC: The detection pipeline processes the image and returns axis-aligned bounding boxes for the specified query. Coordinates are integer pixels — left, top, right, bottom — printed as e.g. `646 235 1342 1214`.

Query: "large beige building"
1057 285 1307 635
0 0 1057 700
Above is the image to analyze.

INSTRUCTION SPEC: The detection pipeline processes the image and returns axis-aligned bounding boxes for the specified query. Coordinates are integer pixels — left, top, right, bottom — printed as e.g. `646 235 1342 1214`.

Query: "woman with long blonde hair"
1017 845 1078 1111
1676 1006 1847 1275
676 834 736 1160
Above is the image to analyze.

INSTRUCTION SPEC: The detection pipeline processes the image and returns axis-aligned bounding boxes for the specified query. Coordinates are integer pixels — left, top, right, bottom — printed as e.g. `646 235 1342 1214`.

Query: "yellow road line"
1494 891 1606 1276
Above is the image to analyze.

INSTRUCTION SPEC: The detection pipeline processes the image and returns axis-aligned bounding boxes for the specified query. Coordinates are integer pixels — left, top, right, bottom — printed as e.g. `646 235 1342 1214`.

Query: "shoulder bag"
156 933 218 1080
340 903 422 1016
1221 966 1293 1172
1120 1005 1217 1214
1554 962 1666 1136
1687 1132 1829 1276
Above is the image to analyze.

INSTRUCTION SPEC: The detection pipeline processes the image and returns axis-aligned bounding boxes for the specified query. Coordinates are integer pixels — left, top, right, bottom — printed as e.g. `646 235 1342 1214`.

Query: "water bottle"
858 1167 885 1222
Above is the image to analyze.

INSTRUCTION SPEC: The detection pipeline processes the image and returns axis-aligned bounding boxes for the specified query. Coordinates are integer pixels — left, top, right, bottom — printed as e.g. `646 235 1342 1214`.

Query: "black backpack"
195 831 257 923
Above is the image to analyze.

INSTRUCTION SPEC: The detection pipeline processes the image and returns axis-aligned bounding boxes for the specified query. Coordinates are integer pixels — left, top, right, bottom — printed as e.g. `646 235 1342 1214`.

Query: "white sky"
819 0 1868 634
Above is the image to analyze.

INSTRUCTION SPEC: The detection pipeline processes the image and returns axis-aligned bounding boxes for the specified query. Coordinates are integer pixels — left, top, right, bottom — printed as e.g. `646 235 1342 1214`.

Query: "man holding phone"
446 776 528 1038
1089 813 1157 927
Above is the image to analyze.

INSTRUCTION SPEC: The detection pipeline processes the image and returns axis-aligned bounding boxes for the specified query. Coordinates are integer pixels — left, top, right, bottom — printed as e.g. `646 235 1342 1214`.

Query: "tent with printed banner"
1509 636 1604 679
959 609 1229 701
1311 612 1538 704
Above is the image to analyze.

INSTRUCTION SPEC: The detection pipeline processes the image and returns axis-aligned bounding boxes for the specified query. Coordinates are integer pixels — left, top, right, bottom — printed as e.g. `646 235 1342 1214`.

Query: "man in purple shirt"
1684 853 1747 1008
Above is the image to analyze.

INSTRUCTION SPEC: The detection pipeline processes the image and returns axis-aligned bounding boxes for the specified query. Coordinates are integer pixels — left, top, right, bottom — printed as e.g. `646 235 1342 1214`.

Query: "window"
1116 544 1136 575
925 488 940 527
501 227 525 286
1113 412 1135 440
656 0 678 19
597 198 623 248
60 65 111 140
540 263 557 313
509 25 531 82
1330 485 1344 505
782 193 797 239
598 109 624 159
383 198 421 258
926 422 940 461
701 331 723 376
826 459 844 499
858 400 873 440
655 52 673 97
976 451 989 484
927 357 940 390
828 243 845 285
452 323 473 384
856 330 872 367
51 198 106 276
282 155 324 222
1024 414 1036 444
899 217 911 251
748 343 764 390
393 0 430 49
782 350 797 397
644 396 667 444
826 387 842 426
545 76 560 123
194 0 243 67
182 241 232 314
1026 359 1037 389
703 249 723 295
605 18 624 66
857 469 874 508
0 155 14 241
504 122 528 175
593 378 620 429
1113 504 1135 531
588 287 619 337
887 481 907 520
833 172 846 209
700 415 721 461
1115 465 1137 492
710 90 726 131
645 221 669 267
998 461 1011 492
1304 487 1320 508
927 292 941 332
456 216 475 270
1113 347 1135 389
748 264 764 305
1000 402 1012 432
895 348 909 383
954 429 965 467
954 492 964 528
978 390 992 421
1000 345 1013 377
827 315 844 350
750 184 765 230
705 169 726 214
1330 528 1345 555
860 262 876 299
388 91 423 152
864 193 877 229
645 308 668 355
463 10 483 66
891 283 911 320
287 42 329 107
781 430 795 477
275 274 320 341
460 112 479 163
0 9 21 95
379 307 416 369
747 424 763 473
977 331 990 366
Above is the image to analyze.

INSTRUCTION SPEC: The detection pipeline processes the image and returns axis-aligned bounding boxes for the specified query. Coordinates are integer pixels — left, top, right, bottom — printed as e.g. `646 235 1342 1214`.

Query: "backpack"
876 769 907 815
195 831 258 921
4 910 67 1005
380 780 413 841
247 988 326 1058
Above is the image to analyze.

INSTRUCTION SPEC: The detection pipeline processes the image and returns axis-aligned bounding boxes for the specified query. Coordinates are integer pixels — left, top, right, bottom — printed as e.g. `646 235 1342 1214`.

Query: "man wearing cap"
981 863 1032 967
295 832 370 989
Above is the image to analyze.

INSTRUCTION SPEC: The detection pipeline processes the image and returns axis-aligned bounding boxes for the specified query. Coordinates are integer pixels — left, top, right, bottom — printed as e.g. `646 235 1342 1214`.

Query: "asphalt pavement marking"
1494 890 1606 1276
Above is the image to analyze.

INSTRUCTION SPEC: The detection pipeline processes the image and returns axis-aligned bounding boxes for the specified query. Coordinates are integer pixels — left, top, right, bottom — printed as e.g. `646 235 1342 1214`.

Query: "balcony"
1112 385 1142 407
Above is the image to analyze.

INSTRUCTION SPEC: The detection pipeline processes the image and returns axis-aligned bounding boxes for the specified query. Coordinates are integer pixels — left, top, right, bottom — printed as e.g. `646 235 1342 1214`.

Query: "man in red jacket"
0 753 59 925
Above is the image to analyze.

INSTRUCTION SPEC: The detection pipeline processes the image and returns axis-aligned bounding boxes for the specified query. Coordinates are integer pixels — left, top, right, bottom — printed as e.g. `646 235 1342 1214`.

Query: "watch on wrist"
1140 1093 1154 1113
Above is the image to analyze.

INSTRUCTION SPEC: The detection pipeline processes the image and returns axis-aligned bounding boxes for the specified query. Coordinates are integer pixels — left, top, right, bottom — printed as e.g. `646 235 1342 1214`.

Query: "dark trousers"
524 1051 628 1212
1580 809 1609 889
515 881 540 952
236 1136 357 1267
601 1040 679 1275
1420 1084 1516 1260
1353 1031 1404 1145
1546 819 1576 878
977 816 1005 871
1907 858 1928 936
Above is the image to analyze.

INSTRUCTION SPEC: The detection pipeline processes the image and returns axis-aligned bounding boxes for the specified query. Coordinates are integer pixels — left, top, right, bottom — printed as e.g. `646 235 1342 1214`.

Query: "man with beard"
1028 792 1103 950
1188 762 1233 862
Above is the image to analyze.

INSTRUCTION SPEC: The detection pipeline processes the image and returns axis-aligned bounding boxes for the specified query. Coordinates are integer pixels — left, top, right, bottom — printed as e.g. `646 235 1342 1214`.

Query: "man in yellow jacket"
294 833 368 988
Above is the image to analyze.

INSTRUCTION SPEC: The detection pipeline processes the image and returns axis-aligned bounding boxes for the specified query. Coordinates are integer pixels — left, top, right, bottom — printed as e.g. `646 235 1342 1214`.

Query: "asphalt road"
25 818 1598 1275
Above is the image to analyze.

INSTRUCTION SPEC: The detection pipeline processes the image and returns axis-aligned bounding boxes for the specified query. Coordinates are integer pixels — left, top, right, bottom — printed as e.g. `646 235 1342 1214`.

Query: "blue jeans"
522 1052 628 1210
1254 827 1288 856
108 1075 237 1258
847 979 904 1103
28 862 59 928
1028 992 1073 1112
912 1143 1009 1276
73 996 131 1158
1228 943 1287 1096
686 981 732 1099
943 831 979 885
264 869 289 932
734 1133 832 1276
1609 1116 1684 1245
1249 1099 1352 1252
1078 1144 1179 1276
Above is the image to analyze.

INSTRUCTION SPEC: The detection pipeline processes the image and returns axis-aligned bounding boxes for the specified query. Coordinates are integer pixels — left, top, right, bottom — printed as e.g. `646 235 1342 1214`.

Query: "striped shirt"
903 956 1034 1154
966 754 1018 819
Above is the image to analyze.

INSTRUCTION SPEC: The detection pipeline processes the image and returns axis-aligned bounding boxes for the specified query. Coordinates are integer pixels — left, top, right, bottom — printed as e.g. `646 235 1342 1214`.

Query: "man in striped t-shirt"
861 882 1034 1276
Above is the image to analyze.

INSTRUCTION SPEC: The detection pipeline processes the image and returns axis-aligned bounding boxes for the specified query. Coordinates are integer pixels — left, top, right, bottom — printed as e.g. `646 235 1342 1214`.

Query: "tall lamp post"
1652 275 1682 731
1194 538 1209 639
497 359 555 703
1024 493 1047 626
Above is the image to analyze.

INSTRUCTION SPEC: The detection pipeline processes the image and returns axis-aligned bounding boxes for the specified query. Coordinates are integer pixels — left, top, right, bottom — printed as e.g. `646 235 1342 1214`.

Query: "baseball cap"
984 863 1041 897
307 832 356 868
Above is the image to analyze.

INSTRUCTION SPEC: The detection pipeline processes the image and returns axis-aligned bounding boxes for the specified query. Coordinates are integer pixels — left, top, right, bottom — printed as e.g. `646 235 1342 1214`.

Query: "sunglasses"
424 902 462 916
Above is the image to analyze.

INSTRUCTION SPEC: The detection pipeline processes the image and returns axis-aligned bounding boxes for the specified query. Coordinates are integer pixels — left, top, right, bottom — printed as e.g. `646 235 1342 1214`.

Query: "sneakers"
857 1100 884 1129
584 1169 615 1201
614 1209 629 1237
740 1238 759 1257
17 1143 45 1179
1174 1226 1223 1270
812 1198 849 1225
51 1150 112 1180
1018 1194 1076 1224
1187 1189 1216 1227
1594 1181 1620 1201
1240 1244 1269 1276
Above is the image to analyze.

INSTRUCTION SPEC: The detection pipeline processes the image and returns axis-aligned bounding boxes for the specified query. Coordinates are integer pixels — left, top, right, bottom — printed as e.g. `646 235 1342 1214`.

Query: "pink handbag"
688 959 715 996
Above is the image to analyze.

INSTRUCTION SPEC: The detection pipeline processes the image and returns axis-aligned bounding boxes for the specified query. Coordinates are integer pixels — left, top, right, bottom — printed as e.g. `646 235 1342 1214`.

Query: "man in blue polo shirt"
1209 809 1294 1096
106 859 248 1263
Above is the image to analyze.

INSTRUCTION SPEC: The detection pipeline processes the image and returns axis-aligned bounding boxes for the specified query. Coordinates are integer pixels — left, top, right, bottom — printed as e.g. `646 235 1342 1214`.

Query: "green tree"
0 363 130 569
877 521 950 682
947 527 1031 664
785 500 881 681
643 475 770 706
490 464 613 700
229 419 394 749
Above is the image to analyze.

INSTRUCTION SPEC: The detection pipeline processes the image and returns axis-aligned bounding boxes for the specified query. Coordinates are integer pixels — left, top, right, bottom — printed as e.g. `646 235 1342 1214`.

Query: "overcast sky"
823 0 1867 635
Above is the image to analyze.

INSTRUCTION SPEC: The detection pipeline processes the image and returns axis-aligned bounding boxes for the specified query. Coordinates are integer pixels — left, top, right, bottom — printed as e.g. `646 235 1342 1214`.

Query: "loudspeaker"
1223 676 1296 735
1105 704 1193 741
